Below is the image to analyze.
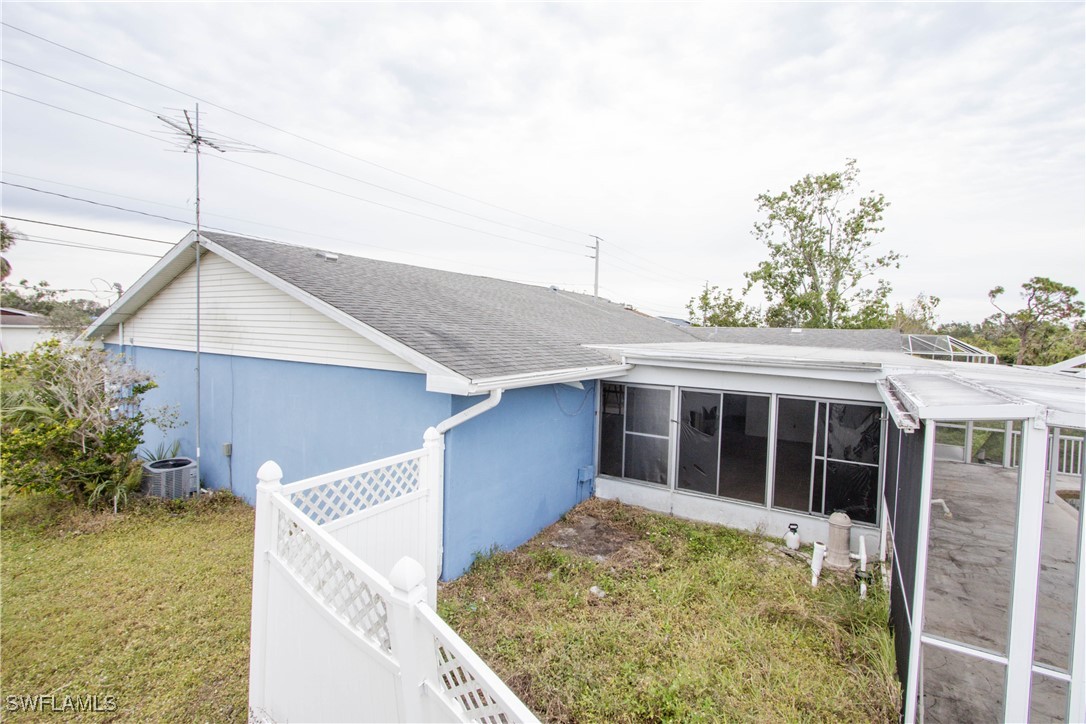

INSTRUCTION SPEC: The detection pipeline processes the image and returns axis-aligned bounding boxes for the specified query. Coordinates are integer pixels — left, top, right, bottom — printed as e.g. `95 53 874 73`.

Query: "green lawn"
2 493 899 722
1 493 254 722
440 498 900 723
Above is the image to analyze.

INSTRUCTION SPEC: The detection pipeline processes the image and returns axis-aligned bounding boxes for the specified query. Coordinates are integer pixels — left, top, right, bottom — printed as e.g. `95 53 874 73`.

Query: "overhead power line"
2 21 593 239
0 174 582 283
2 58 160 116
2 181 193 225
4 50 703 285
19 234 164 258
1 89 162 143
4 91 586 259
5 58 586 248
0 181 591 288
210 155 585 257
0 215 175 245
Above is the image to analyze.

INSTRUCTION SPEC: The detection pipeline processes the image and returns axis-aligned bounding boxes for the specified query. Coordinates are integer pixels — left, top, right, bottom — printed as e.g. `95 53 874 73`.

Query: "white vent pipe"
811 542 826 587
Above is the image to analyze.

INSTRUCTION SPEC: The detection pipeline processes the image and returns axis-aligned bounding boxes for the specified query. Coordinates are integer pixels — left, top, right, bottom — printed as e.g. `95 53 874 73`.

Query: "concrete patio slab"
920 461 1081 723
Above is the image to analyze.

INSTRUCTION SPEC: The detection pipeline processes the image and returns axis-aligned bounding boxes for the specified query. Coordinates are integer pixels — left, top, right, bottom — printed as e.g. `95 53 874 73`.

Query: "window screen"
598 383 670 485
718 393 769 504
678 391 720 494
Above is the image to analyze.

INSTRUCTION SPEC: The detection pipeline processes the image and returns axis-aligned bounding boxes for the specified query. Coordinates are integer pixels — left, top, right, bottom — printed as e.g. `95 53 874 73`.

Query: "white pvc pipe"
859 535 868 600
811 542 826 587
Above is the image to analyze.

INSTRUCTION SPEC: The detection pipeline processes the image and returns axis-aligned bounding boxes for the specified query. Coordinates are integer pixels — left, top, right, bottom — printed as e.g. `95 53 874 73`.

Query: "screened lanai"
880 369 1084 723
590 340 1084 722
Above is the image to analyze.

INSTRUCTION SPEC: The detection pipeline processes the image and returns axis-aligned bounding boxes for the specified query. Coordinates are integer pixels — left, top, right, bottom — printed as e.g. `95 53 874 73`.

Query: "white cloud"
1 2 1082 324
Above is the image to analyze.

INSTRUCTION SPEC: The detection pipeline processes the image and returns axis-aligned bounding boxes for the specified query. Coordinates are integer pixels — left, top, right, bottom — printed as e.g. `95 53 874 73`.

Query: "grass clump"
440 498 900 722
1 492 254 722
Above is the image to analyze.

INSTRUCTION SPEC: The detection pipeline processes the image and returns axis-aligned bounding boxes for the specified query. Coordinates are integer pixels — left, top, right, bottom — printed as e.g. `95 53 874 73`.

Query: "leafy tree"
687 285 762 327
893 293 941 334
0 340 175 508
938 315 1086 367
988 277 1085 365
1 279 107 336
745 159 899 329
0 221 17 281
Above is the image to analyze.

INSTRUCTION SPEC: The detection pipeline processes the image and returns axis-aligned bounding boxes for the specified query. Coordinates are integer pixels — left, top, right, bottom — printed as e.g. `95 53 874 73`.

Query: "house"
86 231 1084 722
84 230 695 579
0 307 53 353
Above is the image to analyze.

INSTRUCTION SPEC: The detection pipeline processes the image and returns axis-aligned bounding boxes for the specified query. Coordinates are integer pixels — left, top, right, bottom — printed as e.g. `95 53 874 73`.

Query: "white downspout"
425 389 503 591
435 389 503 435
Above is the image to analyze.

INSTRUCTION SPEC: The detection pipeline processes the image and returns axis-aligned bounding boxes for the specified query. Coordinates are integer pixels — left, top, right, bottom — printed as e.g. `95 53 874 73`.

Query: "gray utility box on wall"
142 457 197 499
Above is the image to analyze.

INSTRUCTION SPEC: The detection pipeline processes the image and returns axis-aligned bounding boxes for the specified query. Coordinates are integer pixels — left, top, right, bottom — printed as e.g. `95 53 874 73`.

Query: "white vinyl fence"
248 428 538 723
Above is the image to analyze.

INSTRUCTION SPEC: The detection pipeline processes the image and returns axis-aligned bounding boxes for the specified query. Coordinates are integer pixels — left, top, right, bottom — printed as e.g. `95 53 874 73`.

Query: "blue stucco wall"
116 345 597 580
115 345 453 502
442 381 597 579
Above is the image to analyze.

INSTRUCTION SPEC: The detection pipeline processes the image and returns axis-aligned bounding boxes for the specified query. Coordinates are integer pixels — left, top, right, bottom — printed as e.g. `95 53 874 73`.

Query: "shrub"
1 339 173 506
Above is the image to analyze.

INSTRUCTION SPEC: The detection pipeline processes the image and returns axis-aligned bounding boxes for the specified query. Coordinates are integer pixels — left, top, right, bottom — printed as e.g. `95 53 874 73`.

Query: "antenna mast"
157 105 257 495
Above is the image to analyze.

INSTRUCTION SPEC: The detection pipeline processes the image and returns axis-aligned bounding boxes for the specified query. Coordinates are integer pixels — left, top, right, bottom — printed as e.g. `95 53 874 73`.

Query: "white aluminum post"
1003 420 1014 468
965 420 974 463
1004 420 1048 723
1069 439 1086 722
388 556 430 724
423 427 445 608
1047 427 1061 505
904 421 936 724
248 461 283 721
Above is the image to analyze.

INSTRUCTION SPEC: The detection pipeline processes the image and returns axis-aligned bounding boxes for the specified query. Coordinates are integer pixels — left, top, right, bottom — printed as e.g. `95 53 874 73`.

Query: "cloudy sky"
2 3 1083 324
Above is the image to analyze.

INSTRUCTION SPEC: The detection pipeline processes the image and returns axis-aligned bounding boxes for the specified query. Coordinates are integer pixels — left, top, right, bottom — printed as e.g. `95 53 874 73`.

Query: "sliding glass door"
773 397 881 524
677 389 770 504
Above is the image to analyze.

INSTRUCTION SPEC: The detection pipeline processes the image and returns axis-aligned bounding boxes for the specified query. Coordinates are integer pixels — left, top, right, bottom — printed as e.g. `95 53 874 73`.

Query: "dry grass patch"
440 498 900 722
1 493 254 722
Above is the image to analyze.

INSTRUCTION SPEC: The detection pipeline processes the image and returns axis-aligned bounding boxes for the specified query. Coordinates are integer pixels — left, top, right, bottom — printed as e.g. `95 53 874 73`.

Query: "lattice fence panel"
289 458 421 526
434 640 512 724
275 508 391 650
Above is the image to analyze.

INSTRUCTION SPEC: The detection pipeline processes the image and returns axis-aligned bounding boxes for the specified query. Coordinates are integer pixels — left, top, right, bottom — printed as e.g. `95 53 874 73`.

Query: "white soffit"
587 341 929 371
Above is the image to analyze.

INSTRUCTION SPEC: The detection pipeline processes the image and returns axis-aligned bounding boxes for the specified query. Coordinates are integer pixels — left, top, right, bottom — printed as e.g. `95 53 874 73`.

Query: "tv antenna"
157 105 263 494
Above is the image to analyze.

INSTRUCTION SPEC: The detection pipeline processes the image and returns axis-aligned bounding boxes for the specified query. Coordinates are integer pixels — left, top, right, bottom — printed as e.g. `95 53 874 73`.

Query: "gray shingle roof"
684 326 904 351
204 233 696 379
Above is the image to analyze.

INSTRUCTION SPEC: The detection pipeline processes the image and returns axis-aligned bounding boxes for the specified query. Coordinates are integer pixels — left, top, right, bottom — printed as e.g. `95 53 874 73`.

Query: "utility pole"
703 280 709 326
587 236 602 300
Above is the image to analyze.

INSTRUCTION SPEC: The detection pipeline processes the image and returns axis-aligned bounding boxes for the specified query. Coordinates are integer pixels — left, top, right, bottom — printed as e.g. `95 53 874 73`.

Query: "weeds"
441 498 900 722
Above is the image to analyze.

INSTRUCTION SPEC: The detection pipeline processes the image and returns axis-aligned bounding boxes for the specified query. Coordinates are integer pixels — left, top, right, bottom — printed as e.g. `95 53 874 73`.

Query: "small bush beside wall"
1 340 173 507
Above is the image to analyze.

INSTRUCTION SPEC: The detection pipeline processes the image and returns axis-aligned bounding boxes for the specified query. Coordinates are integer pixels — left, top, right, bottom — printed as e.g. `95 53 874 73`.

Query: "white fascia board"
616 354 884 384
465 363 632 394
918 401 1041 421
1045 409 1086 430
876 380 919 433
84 231 200 340
200 238 471 388
886 374 1042 422
612 349 885 373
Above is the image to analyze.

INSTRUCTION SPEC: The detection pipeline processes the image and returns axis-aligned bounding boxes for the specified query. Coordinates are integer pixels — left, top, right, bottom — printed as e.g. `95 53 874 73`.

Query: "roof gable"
202 233 694 381
90 232 694 386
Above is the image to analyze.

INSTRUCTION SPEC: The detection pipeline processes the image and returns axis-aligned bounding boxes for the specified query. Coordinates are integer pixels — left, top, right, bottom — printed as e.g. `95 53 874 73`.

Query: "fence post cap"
423 426 441 444
389 556 427 592
256 460 283 485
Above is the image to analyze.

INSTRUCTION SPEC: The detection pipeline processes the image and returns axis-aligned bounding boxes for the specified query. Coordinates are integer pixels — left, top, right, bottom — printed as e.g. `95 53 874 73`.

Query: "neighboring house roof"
0 308 47 327
87 232 696 390
685 326 904 351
